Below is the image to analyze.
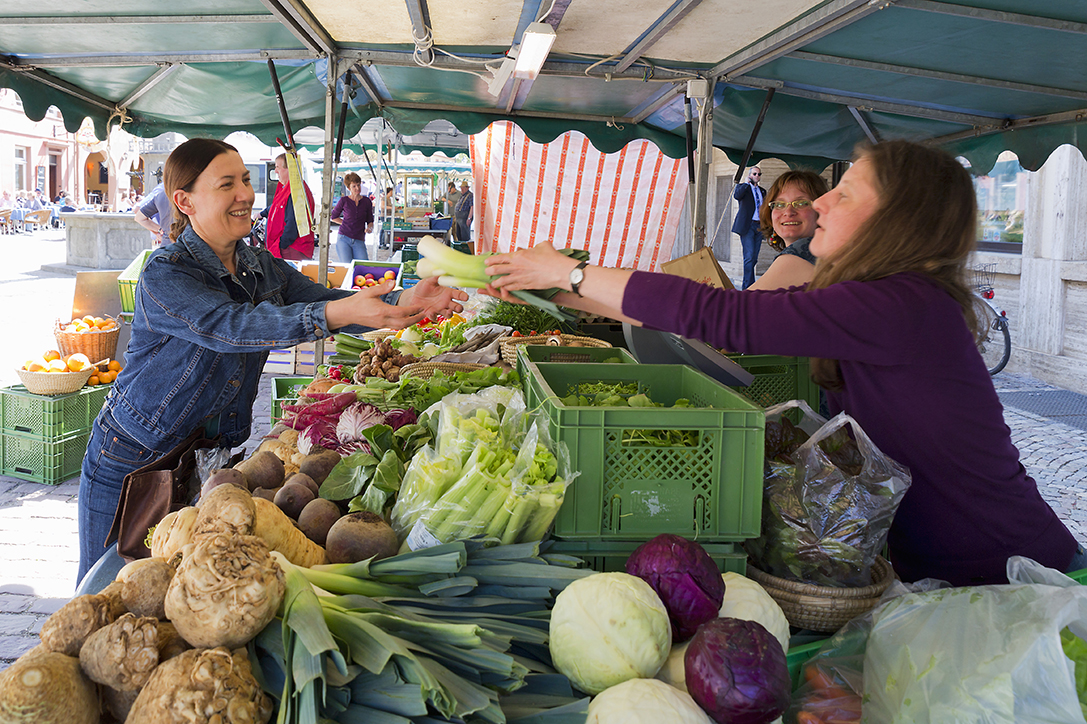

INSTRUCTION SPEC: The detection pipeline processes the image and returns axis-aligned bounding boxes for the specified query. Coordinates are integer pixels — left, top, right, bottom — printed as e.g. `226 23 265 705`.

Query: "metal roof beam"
504 77 522 114
117 63 179 108
404 0 434 65
349 63 385 107
896 0 1087 34
711 0 892 80
847 106 880 143
8 49 317 67
340 48 695 81
730 75 998 126
387 99 633 125
929 106 1087 145
614 0 704 74
629 82 685 124
1 63 114 111
256 0 336 56
0 14 277 25
790 50 1087 102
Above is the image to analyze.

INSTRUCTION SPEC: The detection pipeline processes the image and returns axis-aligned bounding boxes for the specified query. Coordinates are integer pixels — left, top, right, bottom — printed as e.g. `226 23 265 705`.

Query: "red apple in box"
355 275 365 285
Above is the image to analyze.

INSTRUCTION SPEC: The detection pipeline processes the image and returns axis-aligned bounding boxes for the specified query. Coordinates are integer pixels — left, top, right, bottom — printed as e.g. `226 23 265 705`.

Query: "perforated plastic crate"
0 384 109 440
518 347 637 408
547 539 747 574
0 429 90 485
525 362 765 542
118 249 152 315
726 355 820 411
271 376 313 424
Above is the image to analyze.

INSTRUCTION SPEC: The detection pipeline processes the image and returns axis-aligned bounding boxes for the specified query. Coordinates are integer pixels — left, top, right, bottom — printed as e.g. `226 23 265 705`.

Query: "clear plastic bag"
391 386 575 551
789 558 1087 724
746 400 912 587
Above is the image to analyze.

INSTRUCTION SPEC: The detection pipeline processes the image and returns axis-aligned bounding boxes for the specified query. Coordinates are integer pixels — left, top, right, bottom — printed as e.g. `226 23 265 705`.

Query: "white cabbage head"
587 678 714 724
549 572 672 695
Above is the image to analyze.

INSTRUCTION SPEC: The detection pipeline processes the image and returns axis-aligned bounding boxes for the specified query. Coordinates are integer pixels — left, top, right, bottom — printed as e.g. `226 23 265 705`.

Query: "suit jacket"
731 182 767 235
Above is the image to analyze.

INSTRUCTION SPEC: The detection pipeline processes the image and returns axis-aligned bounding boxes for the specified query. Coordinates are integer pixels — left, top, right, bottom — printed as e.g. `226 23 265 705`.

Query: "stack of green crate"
0 384 109 484
271 376 313 425
524 361 765 574
726 354 821 412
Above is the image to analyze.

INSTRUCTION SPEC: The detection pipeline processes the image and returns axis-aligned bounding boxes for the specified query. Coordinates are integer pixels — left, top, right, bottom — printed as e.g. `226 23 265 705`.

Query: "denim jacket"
104 226 397 453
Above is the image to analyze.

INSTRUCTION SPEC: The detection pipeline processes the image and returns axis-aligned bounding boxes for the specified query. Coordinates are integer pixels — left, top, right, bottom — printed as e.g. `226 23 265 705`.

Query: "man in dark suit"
732 165 766 289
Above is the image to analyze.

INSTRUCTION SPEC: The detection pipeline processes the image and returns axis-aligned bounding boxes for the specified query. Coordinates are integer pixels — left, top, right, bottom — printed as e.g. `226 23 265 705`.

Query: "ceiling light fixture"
513 22 556 80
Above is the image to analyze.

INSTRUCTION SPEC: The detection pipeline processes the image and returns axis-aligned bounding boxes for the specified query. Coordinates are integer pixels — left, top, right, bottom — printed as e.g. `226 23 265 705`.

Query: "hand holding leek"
416 236 588 322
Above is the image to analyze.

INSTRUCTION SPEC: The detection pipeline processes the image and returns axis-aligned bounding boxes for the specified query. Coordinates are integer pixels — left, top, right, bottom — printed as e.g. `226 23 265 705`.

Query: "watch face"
571 267 585 285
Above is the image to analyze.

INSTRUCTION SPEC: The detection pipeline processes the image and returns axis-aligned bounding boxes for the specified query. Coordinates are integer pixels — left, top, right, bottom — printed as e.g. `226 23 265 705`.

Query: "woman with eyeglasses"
747 171 829 291
483 139 1084 586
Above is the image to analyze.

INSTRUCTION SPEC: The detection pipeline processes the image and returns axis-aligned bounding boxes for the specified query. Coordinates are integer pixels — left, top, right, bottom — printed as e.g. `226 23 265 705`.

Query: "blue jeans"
1067 542 1087 575
739 227 762 289
77 411 157 584
336 233 368 263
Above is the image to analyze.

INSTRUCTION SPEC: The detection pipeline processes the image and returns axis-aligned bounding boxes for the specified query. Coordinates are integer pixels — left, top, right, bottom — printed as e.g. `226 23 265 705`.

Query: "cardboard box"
661 247 735 290
300 262 350 289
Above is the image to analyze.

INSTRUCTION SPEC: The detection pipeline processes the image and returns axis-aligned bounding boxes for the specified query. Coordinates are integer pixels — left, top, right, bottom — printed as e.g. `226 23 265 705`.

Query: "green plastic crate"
726 355 821 411
517 346 636 397
0 384 109 440
271 376 313 424
547 539 747 574
524 362 765 543
786 639 825 689
0 429 90 485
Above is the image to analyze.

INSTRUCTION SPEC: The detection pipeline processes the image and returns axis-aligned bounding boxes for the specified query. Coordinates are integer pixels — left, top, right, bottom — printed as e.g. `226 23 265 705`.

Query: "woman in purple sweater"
484 140 1083 586
331 172 375 262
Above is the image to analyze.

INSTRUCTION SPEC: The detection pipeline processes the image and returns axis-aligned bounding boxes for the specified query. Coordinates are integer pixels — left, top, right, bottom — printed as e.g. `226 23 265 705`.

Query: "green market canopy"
3 0 1086 173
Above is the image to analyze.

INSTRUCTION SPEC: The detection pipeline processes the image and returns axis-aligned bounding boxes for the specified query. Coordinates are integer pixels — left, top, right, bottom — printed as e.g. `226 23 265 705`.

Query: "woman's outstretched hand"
399 276 468 319
326 280 424 331
484 243 577 293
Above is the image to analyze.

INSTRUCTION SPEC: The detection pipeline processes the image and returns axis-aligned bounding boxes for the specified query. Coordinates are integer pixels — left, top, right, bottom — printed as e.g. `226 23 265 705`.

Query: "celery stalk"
418 236 489 280
501 492 537 546
438 275 490 288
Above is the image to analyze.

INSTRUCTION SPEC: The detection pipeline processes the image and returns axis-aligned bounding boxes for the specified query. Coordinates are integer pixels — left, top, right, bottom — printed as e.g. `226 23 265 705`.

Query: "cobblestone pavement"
1 229 1085 668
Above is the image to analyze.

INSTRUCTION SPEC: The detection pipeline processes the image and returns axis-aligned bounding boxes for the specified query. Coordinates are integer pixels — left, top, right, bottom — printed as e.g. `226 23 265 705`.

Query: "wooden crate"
263 339 337 376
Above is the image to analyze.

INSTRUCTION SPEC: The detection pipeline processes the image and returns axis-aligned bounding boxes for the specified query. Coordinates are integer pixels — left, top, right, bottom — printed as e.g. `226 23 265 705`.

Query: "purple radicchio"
337 403 388 445
298 419 340 455
383 408 417 430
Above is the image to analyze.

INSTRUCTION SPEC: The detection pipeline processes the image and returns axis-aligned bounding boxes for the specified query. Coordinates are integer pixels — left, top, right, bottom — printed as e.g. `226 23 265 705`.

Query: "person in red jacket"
261 153 315 260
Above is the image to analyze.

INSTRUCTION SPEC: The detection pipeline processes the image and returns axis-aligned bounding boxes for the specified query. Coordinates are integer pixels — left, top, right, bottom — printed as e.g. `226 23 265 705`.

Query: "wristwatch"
569 261 588 297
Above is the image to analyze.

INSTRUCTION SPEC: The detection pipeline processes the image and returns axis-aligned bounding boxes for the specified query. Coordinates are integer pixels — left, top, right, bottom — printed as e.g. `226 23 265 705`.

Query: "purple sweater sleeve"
622 269 1077 585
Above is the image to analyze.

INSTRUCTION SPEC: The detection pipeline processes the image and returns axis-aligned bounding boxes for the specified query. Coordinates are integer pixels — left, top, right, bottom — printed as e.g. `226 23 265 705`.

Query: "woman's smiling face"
771 182 819 244
174 151 254 245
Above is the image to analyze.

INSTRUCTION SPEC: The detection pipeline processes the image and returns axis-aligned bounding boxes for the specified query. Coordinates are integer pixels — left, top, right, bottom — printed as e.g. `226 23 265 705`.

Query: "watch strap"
570 261 589 296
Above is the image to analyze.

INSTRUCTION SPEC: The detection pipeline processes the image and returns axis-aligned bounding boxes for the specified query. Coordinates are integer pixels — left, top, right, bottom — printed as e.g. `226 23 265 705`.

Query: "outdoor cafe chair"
0 209 11 234
23 208 53 231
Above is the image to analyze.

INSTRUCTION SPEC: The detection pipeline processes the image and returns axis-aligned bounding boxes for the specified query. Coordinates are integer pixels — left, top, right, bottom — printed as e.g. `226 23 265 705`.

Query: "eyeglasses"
768 199 813 211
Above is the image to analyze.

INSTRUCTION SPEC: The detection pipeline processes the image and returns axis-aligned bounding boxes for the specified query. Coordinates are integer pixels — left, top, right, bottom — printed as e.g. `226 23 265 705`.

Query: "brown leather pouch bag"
105 428 240 560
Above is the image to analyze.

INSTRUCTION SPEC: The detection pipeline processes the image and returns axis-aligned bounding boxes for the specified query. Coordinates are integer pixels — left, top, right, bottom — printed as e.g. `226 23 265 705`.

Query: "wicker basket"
400 361 487 379
54 317 121 363
746 556 894 633
362 329 397 343
499 334 611 365
16 367 95 395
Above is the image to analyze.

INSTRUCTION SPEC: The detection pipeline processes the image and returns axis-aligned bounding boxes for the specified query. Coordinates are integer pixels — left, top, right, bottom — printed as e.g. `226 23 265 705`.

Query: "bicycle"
973 263 1012 375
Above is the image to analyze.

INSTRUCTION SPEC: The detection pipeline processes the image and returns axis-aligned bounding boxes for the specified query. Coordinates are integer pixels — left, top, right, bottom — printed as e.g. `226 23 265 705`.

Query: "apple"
383 270 396 279
364 273 375 280
355 275 365 285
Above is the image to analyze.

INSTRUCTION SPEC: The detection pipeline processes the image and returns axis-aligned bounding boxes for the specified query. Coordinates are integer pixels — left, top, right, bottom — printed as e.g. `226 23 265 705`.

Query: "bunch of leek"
258 540 593 724
415 236 588 323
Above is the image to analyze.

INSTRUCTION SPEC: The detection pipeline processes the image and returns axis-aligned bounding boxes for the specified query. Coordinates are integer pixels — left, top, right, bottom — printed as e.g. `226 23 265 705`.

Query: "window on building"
970 151 1029 252
14 147 28 192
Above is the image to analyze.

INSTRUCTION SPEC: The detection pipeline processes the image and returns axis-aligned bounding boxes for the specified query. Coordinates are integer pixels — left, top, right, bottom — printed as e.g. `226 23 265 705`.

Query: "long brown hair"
758 170 829 251
164 138 238 241
809 140 978 390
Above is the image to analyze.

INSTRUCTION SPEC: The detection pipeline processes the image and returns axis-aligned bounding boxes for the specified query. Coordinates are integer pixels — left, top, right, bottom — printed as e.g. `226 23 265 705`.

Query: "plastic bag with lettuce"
790 557 1087 723
745 401 911 587
390 385 576 550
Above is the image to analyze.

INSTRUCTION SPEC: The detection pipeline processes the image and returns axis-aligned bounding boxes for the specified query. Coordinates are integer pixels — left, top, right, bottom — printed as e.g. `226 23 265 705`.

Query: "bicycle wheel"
976 302 1012 375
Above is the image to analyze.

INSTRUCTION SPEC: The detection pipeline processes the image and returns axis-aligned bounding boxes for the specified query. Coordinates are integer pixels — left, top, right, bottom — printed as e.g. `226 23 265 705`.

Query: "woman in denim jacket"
77 138 467 582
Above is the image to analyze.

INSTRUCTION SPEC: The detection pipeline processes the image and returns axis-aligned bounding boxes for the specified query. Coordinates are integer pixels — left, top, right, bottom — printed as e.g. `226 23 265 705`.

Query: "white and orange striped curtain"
469 122 689 271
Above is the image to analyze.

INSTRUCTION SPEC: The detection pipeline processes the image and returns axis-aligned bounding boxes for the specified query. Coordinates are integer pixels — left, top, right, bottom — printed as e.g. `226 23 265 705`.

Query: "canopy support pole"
691 78 716 250
732 87 774 185
314 55 341 367
267 59 295 150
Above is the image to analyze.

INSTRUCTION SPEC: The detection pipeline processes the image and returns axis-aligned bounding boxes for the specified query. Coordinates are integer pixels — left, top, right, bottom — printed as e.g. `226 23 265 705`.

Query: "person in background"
454 180 473 243
331 171 375 262
439 181 461 217
0 190 12 209
135 183 174 246
732 165 766 289
260 153 316 261
482 139 1084 587
747 170 829 291
58 192 76 212
25 190 44 211
77 138 468 583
